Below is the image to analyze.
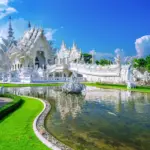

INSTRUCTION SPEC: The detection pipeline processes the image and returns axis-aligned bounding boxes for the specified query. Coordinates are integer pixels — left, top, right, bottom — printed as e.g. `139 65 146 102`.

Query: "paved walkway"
0 97 12 107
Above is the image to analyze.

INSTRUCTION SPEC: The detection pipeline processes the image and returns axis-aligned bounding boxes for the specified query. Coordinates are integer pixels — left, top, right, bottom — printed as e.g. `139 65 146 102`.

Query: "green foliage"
0 96 49 150
84 82 150 93
133 58 146 68
81 53 92 63
99 59 112 66
95 60 99 65
0 83 62 87
146 55 150 64
0 94 23 120
95 59 112 66
146 64 150 72
133 55 150 72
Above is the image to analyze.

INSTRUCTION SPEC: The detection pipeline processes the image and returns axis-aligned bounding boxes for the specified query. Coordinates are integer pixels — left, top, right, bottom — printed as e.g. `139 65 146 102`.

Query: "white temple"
0 17 149 85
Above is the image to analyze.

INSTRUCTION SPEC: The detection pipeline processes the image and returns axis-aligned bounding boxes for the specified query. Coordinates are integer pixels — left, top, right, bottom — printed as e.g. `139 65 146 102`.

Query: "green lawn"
0 96 49 150
0 83 62 87
0 82 150 93
84 82 150 93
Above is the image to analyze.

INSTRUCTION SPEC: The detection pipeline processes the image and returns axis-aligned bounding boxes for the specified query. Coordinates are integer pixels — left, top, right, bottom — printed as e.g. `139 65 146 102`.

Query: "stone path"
0 97 12 107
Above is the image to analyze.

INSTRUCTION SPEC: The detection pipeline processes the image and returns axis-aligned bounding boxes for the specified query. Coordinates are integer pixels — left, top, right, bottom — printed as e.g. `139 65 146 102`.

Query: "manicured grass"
0 96 49 150
0 81 150 93
84 82 150 93
0 83 62 87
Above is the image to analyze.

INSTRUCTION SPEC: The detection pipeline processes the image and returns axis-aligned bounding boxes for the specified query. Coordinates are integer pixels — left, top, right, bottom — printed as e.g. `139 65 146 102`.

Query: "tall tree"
99 59 112 66
133 58 146 69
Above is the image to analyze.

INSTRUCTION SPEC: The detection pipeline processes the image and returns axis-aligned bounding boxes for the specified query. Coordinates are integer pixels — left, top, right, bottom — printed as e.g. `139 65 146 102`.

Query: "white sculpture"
126 64 136 89
62 72 86 94
143 71 150 84
115 53 121 65
90 49 96 64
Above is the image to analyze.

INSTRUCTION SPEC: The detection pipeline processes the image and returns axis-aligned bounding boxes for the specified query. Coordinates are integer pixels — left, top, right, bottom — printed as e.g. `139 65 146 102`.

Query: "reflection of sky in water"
5 87 150 150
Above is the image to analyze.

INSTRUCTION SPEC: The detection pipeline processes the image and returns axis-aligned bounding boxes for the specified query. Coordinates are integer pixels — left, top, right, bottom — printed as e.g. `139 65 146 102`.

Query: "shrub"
146 64 150 72
0 94 23 120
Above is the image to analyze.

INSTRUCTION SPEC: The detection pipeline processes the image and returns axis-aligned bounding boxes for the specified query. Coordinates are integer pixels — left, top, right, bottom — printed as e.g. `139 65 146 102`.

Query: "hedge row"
0 94 23 120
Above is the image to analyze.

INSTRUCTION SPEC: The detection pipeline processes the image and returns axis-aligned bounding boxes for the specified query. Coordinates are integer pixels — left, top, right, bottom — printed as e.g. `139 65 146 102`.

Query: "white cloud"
45 28 57 41
0 0 9 5
0 7 17 19
0 0 17 20
135 35 150 58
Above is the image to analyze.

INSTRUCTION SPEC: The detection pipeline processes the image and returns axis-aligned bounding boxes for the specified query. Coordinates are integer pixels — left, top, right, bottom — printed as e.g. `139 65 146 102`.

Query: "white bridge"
47 63 130 84
1 62 130 84
47 63 121 76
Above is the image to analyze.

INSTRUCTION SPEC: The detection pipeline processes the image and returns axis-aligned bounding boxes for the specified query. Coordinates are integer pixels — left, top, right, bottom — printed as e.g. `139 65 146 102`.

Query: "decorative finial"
72 41 77 50
28 21 31 29
8 16 14 40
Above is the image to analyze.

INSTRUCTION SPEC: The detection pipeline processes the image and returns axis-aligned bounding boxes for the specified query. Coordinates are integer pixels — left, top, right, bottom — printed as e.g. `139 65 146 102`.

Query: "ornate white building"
8 28 55 70
56 41 81 65
0 17 149 84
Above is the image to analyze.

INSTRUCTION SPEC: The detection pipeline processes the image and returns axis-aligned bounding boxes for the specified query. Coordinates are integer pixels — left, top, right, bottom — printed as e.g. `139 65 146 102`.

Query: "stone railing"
31 77 85 83
47 63 121 76
69 63 121 77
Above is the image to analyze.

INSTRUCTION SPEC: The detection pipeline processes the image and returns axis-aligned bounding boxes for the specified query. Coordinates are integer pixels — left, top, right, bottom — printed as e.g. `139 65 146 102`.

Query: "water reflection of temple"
43 89 84 120
5 87 84 120
5 87 150 118
85 88 150 114
56 93 84 120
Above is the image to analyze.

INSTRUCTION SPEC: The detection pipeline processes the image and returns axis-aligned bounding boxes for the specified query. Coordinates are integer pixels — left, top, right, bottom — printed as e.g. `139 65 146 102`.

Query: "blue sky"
0 0 150 59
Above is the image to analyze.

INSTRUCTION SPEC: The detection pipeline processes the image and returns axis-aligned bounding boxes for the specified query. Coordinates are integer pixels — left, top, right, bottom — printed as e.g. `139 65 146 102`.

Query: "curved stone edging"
24 96 72 150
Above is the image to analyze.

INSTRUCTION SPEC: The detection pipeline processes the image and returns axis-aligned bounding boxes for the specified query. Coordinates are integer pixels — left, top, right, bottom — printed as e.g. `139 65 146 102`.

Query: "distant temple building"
56 41 81 65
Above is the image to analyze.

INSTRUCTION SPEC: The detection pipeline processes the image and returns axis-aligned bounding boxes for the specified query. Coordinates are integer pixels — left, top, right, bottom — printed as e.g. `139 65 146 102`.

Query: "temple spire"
72 41 77 49
28 21 31 29
61 40 66 48
8 16 14 40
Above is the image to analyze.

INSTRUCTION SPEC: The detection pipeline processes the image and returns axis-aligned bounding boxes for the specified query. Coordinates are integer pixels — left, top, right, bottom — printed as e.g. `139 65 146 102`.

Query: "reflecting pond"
5 87 150 150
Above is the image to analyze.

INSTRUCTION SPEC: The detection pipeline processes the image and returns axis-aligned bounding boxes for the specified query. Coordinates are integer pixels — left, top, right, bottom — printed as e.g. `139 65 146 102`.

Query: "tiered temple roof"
57 41 81 61
8 27 45 55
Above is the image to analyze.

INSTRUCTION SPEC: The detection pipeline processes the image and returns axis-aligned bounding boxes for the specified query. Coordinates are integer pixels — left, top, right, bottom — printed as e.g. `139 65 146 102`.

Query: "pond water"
5 87 150 150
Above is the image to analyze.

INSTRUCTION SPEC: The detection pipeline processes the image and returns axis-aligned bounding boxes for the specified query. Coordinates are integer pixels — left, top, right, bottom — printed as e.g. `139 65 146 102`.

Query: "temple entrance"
35 51 46 69
35 57 39 68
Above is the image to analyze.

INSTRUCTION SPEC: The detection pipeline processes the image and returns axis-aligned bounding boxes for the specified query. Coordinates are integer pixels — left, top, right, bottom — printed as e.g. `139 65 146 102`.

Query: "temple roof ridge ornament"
8 16 14 41
72 41 78 50
28 21 31 29
61 40 67 50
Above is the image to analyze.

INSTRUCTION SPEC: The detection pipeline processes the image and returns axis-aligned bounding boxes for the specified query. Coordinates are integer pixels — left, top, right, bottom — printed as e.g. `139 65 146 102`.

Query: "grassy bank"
0 94 23 120
0 96 49 150
84 82 150 93
0 82 150 93
0 83 62 87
